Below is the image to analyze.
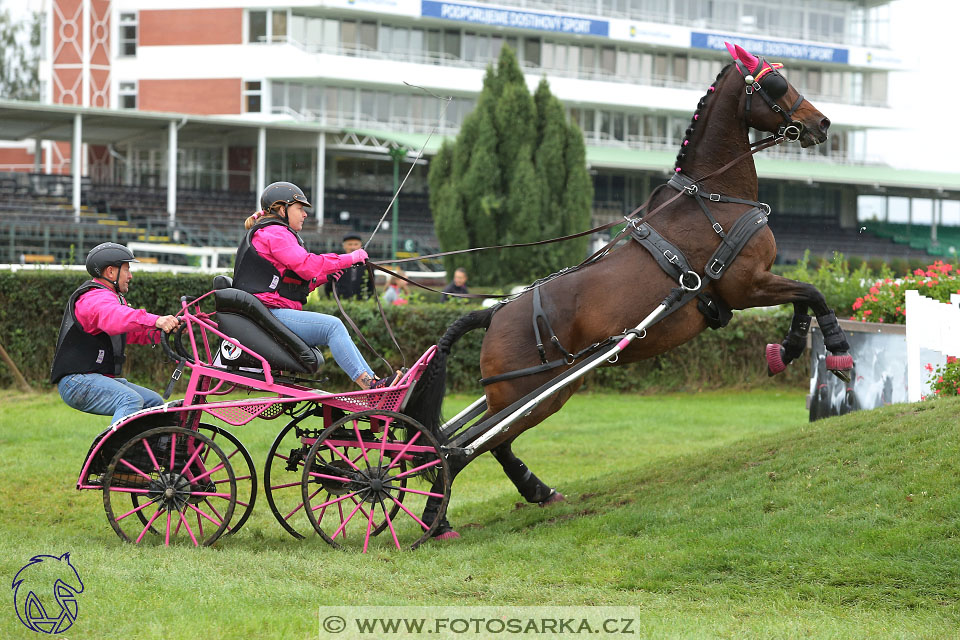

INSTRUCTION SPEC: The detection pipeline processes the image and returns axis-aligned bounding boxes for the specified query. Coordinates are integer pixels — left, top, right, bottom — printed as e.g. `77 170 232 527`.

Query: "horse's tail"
404 306 497 441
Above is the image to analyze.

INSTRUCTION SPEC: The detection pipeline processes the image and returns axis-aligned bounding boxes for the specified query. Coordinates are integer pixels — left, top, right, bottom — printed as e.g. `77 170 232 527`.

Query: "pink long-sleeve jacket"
250 225 355 310
74 287 161 345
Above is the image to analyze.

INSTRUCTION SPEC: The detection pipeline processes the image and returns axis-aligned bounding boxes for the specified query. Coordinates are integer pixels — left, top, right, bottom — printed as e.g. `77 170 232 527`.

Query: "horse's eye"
762 73 788 100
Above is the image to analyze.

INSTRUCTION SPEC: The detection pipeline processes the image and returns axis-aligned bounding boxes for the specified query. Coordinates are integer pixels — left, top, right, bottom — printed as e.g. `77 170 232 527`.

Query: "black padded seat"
212 278 322 374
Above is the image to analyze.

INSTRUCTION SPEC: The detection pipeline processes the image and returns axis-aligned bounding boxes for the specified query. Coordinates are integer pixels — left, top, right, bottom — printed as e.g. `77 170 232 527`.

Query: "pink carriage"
76 276 450 550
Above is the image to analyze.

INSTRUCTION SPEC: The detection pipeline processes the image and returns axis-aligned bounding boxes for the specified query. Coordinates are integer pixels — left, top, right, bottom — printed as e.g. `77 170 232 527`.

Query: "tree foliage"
428 46 593 285
0 6 41 101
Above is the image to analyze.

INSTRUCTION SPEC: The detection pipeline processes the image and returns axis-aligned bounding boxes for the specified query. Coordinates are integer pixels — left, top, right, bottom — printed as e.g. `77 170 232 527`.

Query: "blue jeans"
269 309 374 382
58 373 165 424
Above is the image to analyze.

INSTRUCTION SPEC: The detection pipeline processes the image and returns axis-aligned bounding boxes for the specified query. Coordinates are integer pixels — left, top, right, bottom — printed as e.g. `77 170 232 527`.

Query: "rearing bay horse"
406 42 854 539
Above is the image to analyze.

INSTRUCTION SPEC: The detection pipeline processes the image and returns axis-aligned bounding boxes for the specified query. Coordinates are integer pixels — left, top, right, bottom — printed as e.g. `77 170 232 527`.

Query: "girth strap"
532 285 574 365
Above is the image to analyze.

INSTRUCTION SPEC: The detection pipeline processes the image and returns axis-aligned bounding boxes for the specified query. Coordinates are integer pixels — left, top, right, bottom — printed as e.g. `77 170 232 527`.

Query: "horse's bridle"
734 58 805 142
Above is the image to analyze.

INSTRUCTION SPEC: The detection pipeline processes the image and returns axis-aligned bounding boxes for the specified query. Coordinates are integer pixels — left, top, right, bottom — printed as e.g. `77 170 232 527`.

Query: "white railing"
905 289 960 402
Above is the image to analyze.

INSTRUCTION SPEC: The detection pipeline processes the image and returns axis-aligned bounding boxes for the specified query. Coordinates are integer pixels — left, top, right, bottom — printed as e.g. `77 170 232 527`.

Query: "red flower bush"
849 261 960 324
927 356 960 398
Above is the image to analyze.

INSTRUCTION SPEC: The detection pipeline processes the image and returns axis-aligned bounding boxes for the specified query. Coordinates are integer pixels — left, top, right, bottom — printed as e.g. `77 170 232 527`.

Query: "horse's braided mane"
674 63 733 172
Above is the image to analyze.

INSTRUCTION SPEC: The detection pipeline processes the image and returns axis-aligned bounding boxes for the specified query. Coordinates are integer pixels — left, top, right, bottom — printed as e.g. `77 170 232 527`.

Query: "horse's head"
725 42 830 148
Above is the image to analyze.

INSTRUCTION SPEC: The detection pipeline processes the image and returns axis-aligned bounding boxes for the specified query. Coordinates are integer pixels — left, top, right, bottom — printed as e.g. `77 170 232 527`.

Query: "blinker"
761 72 788 100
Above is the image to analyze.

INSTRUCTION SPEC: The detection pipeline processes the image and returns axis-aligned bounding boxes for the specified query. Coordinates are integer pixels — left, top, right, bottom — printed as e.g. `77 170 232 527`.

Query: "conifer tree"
428 46 593 285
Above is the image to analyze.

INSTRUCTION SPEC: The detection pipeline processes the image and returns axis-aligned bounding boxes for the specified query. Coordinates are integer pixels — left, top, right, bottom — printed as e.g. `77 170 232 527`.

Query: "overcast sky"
869 0 957 171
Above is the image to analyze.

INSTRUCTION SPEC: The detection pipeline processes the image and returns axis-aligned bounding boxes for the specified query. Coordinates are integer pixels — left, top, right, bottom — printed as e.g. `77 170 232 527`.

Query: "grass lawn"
1 388 958 638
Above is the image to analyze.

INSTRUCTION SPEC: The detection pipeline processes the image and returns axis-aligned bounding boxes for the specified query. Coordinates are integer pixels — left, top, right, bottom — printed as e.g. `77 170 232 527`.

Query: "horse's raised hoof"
432 530 460 541
765 343 787 376
826 353 854 383
539 490 565 507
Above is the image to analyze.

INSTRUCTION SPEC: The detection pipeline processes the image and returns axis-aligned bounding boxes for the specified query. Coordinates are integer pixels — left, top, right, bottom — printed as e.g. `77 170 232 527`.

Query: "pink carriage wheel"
300 409 451 551
130 423 255 539
102 426 237 547
266 415 409 540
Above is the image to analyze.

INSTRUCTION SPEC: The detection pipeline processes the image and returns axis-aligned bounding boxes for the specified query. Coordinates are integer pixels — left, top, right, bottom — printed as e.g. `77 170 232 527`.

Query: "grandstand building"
2 0 959 264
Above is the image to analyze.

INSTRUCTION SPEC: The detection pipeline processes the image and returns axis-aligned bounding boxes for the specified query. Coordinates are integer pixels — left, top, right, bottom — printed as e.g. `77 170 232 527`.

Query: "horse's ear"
726 42 760 72
734 44 760 72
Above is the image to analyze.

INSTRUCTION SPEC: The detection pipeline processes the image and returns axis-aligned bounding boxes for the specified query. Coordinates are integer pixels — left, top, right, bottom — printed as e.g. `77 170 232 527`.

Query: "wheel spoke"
383 429 422 473
330 499 364 540
389 457 441 482
117 457 153 482
136 507 164 543
178 511 199 546
179 440 208 477
310 490 362 513
116 496 160 522
141 438 162 474
186 502 223 528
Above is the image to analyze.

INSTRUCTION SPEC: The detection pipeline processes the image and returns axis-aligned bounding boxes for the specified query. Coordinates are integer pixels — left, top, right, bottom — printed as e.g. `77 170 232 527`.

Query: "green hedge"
0 270 806 393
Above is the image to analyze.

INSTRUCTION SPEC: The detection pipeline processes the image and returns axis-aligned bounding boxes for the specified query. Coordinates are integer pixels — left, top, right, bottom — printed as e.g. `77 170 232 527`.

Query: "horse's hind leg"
491 441 565 506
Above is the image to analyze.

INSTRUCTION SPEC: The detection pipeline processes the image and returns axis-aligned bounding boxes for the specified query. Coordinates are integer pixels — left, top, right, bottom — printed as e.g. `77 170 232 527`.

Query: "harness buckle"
745 84 754 95
684 184 699 196
709 193 721 202
663 250 680 265
709 258 725 275
772 103 783 114
712 222 724 235
752 81 762 92
759 202 772 215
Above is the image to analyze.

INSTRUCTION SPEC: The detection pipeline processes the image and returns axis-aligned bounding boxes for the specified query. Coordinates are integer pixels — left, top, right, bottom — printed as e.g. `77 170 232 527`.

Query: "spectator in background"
381 269 410 306
441 268 469 302
324 232 374 300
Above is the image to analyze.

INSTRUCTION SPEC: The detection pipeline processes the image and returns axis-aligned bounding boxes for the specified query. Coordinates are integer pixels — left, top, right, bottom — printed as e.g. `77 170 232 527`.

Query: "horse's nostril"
820 117 831 133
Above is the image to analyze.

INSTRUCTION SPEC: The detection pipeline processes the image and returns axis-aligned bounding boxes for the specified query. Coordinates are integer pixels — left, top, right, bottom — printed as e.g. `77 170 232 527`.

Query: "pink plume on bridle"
724 41 760 73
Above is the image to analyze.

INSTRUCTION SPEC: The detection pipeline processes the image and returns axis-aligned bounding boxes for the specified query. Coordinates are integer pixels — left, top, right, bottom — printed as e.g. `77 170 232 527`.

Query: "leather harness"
480 172 771 387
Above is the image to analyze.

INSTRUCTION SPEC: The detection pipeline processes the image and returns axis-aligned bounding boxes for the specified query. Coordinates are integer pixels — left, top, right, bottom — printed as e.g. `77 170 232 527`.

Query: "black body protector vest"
233 219 311 304
49 281 127 384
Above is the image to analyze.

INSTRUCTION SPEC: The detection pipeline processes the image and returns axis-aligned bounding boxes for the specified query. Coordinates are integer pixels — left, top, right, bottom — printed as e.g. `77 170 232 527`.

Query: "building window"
119 82 136 109
249 10 267 43
119 13 137 56
272 11 287 42
249 9 289 44
244 81 262 113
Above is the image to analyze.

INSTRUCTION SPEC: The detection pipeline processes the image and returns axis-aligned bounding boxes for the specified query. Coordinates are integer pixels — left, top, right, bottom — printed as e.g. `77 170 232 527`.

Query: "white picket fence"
905 289 960 402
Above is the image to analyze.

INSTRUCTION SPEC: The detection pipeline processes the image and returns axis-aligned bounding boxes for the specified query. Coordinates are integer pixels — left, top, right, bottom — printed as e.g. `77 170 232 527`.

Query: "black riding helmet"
85 242 139 291
260 182 311 213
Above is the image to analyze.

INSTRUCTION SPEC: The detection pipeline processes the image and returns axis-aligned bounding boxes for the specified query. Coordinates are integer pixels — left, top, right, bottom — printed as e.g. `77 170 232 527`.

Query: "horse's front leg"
718 271 853 382
766 302 811 376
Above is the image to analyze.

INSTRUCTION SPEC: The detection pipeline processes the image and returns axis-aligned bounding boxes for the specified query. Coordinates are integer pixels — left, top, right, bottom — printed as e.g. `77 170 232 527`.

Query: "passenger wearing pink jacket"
50 243 181 424
232 182 399 389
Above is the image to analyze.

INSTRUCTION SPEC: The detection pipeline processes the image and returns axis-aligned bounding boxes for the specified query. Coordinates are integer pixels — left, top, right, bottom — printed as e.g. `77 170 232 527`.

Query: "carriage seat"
211 275 323 374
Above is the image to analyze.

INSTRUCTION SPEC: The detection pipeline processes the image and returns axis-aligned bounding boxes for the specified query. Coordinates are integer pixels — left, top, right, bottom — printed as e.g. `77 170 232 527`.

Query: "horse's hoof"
432 530 460 541
765 343 786 376
539 491 565 507
826 353 853 383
